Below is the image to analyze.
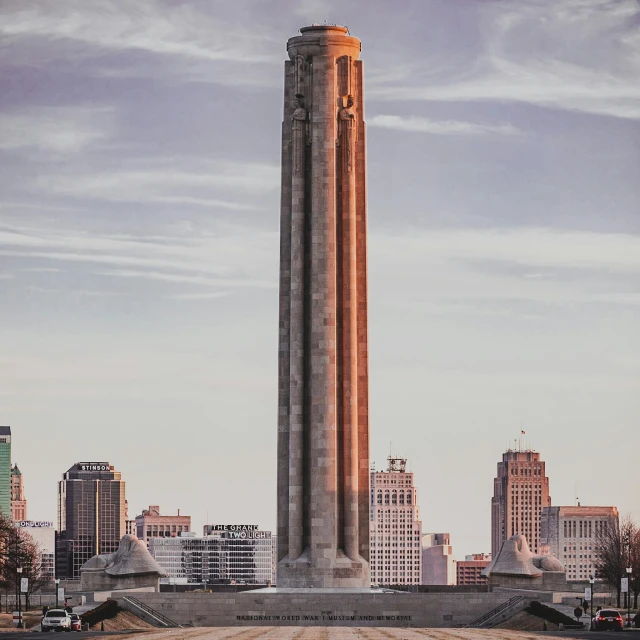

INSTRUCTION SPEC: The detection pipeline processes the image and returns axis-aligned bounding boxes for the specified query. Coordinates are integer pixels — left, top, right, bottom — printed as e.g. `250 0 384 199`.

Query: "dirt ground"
89 609 156 631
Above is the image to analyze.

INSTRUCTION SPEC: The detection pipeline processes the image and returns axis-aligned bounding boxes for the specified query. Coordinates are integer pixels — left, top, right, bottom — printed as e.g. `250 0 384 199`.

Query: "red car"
69 613 82 632
590 609 623 631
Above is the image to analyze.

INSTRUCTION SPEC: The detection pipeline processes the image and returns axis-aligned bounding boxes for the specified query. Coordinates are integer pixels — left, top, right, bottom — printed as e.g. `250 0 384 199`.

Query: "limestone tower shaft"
277 25 369 588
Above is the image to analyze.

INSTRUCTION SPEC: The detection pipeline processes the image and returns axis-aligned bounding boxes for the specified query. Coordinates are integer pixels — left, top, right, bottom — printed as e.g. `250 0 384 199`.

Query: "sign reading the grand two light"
209 525 270 539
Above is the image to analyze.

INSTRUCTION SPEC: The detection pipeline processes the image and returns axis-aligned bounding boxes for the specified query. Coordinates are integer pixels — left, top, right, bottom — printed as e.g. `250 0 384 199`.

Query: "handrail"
456 595 525 628
123 595 189 628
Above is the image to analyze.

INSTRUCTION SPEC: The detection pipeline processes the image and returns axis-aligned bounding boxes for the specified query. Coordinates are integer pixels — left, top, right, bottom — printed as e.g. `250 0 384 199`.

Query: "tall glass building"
0 427 12 519
56 462 126 578
149 527 274 585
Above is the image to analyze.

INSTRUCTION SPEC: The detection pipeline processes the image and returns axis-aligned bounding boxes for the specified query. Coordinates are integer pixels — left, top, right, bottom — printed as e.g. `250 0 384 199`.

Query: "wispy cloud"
35 160 279 207
369 0 640 119
0 0 281 85
0 0 278 64
0 107 112 153
167 291 230 300
368 114 519 136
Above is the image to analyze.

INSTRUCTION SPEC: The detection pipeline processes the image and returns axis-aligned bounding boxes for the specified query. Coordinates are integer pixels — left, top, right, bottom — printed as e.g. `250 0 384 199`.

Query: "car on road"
590 608 623 631
41 608 72 632
69 613 81 631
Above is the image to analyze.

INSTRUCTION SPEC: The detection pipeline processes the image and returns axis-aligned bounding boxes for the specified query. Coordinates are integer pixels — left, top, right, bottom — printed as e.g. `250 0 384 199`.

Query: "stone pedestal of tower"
276 25 370 588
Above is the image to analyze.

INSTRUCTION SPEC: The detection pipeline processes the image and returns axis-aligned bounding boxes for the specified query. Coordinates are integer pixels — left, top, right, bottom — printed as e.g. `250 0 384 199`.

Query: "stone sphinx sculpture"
80 534 167 591
483 534 566 590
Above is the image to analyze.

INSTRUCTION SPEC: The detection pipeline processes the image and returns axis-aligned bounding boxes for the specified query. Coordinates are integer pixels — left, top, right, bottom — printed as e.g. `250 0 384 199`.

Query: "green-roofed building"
0 427 11 519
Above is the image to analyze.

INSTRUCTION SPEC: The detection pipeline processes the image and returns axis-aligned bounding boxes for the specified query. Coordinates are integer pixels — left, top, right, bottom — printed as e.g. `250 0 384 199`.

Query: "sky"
0 0 639 560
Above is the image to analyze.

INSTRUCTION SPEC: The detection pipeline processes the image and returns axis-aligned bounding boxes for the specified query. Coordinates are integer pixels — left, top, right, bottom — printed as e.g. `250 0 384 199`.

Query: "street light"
626 567 632 627
55 578 60 608
16 567 23 629
589 575 595 622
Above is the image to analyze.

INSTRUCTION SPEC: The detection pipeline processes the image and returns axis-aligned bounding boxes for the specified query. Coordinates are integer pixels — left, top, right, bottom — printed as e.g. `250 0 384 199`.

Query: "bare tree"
594 516 636 608
0 514 48 610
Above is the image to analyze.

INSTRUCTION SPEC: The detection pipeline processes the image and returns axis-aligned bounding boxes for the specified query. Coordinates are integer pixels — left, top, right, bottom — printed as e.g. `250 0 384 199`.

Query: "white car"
42 609 72 632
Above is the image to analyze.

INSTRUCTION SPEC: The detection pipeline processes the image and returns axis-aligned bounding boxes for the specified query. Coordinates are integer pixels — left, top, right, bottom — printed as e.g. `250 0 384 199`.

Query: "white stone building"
370 458 423 585
149 526 274 585
14 520 55 581
540 505 618 581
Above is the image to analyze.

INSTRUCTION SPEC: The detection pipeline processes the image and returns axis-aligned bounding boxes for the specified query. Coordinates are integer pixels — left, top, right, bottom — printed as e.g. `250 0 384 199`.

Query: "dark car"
590 608 623 631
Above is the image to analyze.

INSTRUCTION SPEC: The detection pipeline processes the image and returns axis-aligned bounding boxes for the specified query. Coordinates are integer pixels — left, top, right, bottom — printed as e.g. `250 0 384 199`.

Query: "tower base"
278 549 369 588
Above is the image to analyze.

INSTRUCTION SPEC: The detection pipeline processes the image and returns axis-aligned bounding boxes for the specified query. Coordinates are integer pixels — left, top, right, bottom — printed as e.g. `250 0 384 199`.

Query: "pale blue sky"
1 0 638 558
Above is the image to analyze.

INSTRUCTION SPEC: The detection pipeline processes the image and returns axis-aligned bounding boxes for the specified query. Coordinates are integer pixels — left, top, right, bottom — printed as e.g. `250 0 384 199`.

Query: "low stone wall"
114 591 516 628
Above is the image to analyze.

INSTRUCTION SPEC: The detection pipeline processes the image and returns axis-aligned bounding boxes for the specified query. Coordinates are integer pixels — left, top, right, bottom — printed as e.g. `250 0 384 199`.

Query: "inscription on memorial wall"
236 615 413 622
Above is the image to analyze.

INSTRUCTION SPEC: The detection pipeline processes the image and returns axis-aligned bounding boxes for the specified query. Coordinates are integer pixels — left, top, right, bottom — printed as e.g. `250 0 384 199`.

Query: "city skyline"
1 0 639 561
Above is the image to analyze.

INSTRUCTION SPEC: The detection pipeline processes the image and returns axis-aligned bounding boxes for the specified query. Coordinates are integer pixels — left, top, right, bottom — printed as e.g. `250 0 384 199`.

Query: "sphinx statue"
80 534 167 591
483 534 566 590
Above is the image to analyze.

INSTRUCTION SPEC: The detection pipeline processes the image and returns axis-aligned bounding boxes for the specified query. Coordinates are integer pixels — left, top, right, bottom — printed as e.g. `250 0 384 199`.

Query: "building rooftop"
0 426 11 436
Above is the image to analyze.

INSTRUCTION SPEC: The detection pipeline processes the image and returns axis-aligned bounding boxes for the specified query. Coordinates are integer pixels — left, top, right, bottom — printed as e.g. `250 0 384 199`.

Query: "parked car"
590 608 623 631
68 613 81 632
41 608 72 632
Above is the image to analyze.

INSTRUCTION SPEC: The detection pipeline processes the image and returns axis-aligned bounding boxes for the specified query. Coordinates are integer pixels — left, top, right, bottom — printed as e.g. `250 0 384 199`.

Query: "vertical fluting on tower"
277 25 369 588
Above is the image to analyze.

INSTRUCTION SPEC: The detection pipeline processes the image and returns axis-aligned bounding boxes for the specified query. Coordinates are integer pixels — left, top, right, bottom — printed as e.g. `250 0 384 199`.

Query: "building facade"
370 458 423 585
491 448 551 557
15 520 55 581
0 427 12 519
421 533 456 585
456 554 491 585
540 505 618 581
11 464 27 521
136 505 190 542
276 24 370 589
56 462 126 578
149 526 274 585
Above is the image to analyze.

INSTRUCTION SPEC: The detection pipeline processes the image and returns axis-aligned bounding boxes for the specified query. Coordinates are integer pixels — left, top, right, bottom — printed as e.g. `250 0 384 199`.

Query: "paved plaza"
109 628 601 640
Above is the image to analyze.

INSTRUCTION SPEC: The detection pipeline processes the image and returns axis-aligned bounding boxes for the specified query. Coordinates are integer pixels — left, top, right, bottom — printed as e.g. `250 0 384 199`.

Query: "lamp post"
627 567 632 627
55 578 60 608
589 575 595 622
16 568 23 629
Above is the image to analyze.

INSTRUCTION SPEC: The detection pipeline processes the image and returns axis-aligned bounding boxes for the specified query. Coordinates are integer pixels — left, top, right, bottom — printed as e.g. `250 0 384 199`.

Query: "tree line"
595 515 640 608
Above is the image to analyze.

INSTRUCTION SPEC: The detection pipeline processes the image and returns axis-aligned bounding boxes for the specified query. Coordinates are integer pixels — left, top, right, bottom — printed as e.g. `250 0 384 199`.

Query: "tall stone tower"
277 25 369 588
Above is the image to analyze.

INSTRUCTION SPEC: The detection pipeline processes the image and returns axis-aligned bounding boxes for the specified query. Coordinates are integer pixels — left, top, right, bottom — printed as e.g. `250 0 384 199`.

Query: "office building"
136 505 190 543
456 554 491 585
0 427 12 519
15 520 55 581
491 447 550 557
421 533 455 585
370 458 423 585
149 525 274 585
56 462 126 578
11 464 27 521
540 505 618 581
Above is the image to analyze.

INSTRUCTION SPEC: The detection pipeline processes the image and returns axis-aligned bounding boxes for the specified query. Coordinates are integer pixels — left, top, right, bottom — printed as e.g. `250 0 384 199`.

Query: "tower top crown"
299 24 348 35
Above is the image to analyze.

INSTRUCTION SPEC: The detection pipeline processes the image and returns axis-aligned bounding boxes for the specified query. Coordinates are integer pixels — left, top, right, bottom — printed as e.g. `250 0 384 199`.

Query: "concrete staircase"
455 595 526 628
121 595 191 628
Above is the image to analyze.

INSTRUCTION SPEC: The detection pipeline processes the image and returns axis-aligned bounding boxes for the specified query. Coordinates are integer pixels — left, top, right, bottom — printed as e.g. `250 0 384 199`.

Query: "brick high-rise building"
370 458 423 585
11 464 27 521
540 505 618 581
136 505 191 543
491 447 550 557
56 462 126 578
456 554 491 585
